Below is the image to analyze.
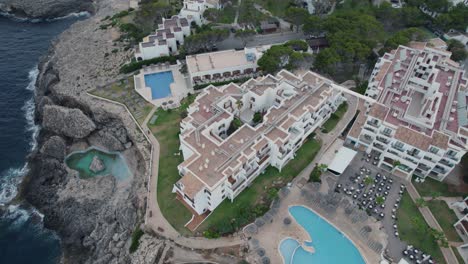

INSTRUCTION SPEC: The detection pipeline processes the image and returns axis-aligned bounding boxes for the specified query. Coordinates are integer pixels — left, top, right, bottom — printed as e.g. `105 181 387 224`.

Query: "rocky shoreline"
0 0 94 19
14 1 153 263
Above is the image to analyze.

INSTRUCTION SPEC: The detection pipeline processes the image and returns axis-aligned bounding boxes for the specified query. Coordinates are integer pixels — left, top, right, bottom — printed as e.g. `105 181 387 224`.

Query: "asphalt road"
217 31 306 50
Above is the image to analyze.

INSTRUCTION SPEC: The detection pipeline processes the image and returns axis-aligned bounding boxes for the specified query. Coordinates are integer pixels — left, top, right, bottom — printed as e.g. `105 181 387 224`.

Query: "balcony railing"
366 121 379 128
373 142 386 151
432 166 446 174
439 159 454 168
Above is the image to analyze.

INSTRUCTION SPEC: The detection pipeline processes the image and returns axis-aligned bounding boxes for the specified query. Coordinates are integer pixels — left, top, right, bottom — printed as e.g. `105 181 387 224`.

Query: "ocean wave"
0 165 27 206
23 67 40 151
0 66 39 206
0 10 90 23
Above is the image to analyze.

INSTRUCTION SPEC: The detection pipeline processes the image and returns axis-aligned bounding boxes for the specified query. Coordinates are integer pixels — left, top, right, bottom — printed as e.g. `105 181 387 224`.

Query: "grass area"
198 138 321 234
89 77 153 124
205 5 237 24
428 200 463 242
396 192 445 264
253 0 293 17
148 95 196 236
413 177 466 197
238 0 270 26
321 102 348 133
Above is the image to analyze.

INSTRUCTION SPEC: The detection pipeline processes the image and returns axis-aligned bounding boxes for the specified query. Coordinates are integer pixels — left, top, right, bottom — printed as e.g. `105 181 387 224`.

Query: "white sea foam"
0 10 90 23
0 67 39 206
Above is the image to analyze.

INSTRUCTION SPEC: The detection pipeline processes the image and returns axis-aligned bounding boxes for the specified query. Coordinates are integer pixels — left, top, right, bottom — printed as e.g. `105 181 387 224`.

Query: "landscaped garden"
147 95 195 236
148 94 321 236
396 192 445 264
413 177 466 197
89 77 153 124
428 200 463 242
321 102 348 133
198 138 321 235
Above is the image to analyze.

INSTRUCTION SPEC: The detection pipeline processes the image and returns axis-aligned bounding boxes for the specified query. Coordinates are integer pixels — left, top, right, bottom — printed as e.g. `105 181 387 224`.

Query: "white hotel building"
172 70 347 229
135 16 190 61
186 46 270 87
347 40 468 181
179 0 220 26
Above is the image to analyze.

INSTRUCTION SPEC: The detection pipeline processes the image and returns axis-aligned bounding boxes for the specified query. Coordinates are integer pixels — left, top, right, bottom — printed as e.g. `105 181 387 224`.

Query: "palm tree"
235 99 243 117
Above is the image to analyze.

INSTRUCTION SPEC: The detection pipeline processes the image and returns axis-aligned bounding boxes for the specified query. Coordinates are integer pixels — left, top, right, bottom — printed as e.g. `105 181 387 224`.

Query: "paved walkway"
142 107 244 250
407 184 460 264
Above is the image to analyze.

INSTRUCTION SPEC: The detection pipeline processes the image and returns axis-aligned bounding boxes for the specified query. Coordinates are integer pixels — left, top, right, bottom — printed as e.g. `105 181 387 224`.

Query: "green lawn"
413 177 466 197
198 138 321 234
396 192 445 264
322 102 348 133
148 95 195 236
253 0 293 18
428 200 463 242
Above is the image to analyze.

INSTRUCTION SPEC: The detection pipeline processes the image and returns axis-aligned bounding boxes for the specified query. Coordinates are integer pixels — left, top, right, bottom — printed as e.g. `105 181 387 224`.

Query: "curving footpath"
141 107 244 250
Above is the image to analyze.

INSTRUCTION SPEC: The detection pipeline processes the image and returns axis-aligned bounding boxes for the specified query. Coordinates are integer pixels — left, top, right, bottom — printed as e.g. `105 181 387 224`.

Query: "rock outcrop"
89 155 105 173
40 135 66 160
0 0 94 19
42 105 96 139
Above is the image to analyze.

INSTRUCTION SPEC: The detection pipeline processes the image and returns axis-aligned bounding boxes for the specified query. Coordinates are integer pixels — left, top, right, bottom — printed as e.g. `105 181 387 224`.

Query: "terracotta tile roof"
179 172 204 198
432 131 449 150
394 126 431 151
368 103 389 121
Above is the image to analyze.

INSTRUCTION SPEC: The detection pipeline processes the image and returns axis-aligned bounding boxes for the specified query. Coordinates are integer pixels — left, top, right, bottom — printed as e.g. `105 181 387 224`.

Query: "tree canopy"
257 43 311 74
447 39 468 62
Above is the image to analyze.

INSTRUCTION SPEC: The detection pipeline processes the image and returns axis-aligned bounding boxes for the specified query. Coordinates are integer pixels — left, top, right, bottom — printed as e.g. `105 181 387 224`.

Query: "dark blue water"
0 15 82 264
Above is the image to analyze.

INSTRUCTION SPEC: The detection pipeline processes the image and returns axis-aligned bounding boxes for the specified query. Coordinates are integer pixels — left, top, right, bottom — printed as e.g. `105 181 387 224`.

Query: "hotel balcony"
359 134 374 144
373 142 386 151
391 144 405 153
432 166 447 175
439 159 454 168
417 163 431 171
366 121 379 128
444 154 459 162
363 126 377 134
376 136 389 144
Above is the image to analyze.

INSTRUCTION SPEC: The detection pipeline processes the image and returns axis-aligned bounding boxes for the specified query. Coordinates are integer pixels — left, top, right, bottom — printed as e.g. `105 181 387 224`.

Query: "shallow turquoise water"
279 205 366 264
65 148 131 180
144 71 173 99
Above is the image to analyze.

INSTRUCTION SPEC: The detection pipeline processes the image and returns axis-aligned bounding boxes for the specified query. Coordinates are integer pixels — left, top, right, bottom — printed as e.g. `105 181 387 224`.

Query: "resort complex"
135 0 220 60
347 41 468 181
173 70 346 218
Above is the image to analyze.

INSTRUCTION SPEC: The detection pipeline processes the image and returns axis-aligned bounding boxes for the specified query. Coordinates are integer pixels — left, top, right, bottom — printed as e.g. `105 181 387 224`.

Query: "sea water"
0 14 85 264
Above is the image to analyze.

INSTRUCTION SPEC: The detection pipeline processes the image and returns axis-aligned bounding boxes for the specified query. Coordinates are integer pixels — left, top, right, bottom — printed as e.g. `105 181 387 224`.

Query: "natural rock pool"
65 147 132 180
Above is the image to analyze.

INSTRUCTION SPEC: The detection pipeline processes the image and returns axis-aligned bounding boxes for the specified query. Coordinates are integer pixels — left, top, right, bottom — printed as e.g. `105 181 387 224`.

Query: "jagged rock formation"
0 0 94 19
40 135 66 160
89 156 105 173
42 105 96 139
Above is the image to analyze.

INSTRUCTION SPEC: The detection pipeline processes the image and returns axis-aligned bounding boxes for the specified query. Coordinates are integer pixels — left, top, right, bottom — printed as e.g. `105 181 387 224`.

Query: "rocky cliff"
0 0 94 19
19 1 152 263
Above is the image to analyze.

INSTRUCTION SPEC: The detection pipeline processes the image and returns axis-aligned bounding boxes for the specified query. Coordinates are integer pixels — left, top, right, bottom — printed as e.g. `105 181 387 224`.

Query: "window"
222 195 226 199
207 201 211 206
393 141 404 150
429 146 439 154
382 128 392 136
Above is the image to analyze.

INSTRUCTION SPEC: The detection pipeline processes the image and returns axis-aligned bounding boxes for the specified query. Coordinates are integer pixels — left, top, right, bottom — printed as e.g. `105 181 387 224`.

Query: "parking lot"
334 148 438 264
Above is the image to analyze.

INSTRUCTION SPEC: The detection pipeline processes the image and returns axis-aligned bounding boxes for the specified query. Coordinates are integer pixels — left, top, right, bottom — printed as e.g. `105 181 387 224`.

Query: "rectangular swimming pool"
144 71 174 99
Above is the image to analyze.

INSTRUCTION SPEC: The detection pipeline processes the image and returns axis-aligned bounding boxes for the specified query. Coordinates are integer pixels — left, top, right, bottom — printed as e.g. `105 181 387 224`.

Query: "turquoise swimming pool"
144 71 173 99
279 206 366 264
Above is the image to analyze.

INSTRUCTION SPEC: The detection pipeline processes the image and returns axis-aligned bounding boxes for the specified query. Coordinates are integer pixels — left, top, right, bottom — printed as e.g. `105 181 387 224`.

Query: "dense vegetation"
120 56 178 73
257 40 312 74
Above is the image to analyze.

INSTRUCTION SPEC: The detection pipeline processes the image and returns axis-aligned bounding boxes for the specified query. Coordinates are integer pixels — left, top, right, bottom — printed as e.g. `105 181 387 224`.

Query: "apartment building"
347 40 468 181
186 46 269 87
135 16 190 61
179 0 220 26
172 70 346 218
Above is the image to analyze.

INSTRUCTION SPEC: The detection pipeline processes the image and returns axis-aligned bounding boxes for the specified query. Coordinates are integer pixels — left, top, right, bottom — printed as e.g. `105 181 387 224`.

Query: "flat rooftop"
186 49 255 73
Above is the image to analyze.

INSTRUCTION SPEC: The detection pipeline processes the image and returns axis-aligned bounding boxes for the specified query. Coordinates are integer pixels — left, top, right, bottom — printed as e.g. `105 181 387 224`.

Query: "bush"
309 165 322 183
120 56 178 73
267 188 279 200
203 229 220 239
253 112 263 123
129 227 144 253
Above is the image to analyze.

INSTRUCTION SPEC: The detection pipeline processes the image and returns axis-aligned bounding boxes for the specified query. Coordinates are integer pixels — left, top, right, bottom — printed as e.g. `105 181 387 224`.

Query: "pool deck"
246 180 386 264
134 63 192 107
